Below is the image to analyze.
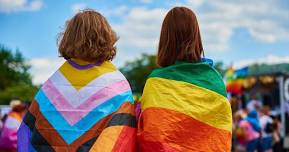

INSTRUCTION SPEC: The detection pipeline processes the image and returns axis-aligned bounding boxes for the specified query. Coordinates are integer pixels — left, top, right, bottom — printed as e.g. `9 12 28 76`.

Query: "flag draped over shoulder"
18 60 136 152
138 61 232 152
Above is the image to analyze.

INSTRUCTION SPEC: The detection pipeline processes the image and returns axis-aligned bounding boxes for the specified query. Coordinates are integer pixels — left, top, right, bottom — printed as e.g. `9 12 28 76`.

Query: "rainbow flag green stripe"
149 62 227 97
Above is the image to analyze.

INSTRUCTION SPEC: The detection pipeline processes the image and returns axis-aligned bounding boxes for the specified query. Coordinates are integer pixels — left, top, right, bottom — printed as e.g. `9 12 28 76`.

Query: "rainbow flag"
18 60 136 151
138 61 232 152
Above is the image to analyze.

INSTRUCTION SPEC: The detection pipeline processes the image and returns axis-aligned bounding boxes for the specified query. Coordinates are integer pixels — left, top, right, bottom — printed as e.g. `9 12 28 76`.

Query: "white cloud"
112 7 167 64
186 0 204 8
30 0 42 10
233 55 289 69
0 0 43 13
190 0 289 50
102 5 129 17
71 3 87 13
29 58 64 84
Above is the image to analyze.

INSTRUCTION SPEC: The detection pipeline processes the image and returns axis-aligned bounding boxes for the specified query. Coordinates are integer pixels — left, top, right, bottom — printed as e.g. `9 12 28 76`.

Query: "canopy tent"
226 63 289 95
225 63 289 111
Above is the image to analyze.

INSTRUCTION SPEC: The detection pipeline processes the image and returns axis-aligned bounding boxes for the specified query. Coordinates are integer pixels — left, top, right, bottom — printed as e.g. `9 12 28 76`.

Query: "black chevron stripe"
23 112 55 152
107 113 136 128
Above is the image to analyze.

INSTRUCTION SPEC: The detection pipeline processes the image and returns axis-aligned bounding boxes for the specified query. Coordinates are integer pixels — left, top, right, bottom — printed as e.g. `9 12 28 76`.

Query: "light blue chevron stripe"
35 89 134 144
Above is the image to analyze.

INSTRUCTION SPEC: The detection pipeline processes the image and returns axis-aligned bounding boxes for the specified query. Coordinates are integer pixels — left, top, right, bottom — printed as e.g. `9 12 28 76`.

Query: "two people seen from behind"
17 7 233 152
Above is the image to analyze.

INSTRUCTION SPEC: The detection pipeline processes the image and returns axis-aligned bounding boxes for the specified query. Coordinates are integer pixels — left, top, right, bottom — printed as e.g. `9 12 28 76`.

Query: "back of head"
58 9 117 63
157 7 203 67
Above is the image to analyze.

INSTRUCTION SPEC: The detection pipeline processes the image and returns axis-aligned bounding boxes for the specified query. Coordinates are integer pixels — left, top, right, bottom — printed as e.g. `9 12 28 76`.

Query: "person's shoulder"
100 61 117 70
148 67 163 78
102 62 129 82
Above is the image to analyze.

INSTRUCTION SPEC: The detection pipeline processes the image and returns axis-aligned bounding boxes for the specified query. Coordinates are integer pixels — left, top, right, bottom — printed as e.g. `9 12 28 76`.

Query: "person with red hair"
137 7 232 152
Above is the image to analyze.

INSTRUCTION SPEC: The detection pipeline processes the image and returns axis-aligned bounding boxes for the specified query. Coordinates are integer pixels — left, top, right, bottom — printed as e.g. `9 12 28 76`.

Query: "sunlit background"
1 0 289 84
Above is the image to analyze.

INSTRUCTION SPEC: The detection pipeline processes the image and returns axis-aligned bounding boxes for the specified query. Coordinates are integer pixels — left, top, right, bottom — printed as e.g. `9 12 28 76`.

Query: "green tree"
120 54 158 94
0 45 32 90
0 45 37 104
0 83 38 104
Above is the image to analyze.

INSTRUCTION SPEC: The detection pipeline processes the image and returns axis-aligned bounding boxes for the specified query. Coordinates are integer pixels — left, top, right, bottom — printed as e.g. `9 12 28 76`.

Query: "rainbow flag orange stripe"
138 61 232 152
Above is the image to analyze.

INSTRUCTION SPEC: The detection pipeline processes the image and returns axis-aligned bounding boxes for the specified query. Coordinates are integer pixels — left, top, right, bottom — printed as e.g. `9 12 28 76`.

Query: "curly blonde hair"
58 9 118 63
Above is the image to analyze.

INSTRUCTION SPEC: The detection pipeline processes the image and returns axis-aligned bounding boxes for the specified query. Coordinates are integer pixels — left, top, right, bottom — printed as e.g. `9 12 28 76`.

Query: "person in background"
272 115 283 152
237 110 262 152
234 110 247 152
0 100 26 152
230 94 239 114
259 106 273 152
247 95 262 113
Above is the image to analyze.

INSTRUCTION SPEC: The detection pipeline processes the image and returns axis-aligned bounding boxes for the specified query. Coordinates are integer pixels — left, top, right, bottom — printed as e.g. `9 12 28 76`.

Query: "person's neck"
71 58 93 65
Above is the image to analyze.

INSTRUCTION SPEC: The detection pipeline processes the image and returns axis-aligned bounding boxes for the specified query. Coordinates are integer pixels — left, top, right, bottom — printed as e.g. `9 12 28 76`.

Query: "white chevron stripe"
48 70 127 108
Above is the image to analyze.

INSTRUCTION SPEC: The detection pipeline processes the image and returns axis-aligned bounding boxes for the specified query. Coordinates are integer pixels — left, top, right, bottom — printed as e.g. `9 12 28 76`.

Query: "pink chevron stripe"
42 79 130 126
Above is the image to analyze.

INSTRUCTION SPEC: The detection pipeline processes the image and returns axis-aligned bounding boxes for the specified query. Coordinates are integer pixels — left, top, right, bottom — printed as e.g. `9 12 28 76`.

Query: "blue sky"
1 0 289 84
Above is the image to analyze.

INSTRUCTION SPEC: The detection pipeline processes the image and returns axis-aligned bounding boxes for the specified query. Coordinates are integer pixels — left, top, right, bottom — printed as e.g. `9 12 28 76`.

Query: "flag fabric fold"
18 60 136 152
138 61 232 152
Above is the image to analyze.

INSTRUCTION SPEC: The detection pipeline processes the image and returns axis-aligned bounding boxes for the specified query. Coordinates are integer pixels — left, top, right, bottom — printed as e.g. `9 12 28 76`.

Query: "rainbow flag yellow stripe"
138 61 232 152
141 77 232 131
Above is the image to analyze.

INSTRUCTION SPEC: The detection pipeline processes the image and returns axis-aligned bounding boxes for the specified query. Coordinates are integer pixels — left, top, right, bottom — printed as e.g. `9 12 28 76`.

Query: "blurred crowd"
0 100 28 152
231 95 283 152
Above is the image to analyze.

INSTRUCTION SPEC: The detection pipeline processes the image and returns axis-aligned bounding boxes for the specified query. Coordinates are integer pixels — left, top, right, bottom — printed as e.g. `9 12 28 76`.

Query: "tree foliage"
0 45 38 104
0 45 32 89
0 83 38 104
120 54 158 94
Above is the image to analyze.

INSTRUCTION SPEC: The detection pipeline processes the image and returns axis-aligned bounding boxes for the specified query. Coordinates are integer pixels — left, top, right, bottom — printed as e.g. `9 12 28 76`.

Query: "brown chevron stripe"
28 100 135 151
114 102 135 116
